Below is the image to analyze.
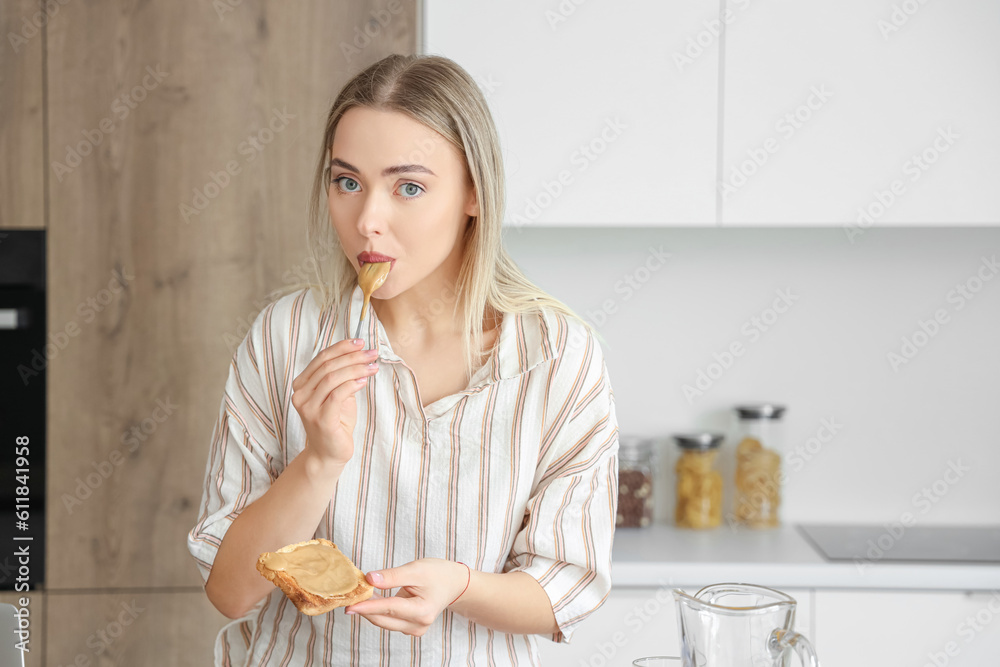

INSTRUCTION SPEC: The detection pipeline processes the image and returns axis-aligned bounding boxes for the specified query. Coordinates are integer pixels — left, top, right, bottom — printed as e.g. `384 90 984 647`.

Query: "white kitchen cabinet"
722 0 1000 226
536 586 813 665
814 590 1000 667
424 0 720 226
426 1 999 228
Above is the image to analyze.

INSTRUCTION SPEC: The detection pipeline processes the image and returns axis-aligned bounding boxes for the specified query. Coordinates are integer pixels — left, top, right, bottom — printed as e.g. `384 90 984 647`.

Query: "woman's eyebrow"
330 157 436 177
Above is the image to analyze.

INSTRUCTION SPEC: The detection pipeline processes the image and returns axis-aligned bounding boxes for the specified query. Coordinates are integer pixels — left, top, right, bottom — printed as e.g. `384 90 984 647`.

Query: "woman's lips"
358 251 395 267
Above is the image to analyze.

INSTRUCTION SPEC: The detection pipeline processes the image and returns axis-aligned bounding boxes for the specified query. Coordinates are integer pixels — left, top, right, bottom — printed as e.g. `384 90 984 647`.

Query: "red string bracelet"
449 561 471 606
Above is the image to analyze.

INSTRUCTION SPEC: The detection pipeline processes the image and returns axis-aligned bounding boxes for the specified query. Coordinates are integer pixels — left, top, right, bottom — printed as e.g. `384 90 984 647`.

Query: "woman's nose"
355 193 386 236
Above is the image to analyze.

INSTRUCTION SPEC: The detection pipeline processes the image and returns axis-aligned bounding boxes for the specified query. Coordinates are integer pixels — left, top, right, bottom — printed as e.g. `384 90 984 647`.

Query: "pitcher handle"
769 629 820 667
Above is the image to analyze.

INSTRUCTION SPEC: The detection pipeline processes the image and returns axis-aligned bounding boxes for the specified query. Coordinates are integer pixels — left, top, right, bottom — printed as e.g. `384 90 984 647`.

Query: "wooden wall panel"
39 0 416 652
44 591 218 666
0 0 45 229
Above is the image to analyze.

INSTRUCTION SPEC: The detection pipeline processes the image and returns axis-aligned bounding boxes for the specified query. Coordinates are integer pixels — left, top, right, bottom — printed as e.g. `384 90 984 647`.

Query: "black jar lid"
673 433 724 450
735 404 786 420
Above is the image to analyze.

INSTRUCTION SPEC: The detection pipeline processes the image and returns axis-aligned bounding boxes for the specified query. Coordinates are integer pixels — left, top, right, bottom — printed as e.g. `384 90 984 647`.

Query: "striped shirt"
187 284 619 666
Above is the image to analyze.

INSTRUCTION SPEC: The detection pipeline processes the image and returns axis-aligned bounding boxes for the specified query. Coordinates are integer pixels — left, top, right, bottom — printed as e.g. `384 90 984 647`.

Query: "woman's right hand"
291 338 379 467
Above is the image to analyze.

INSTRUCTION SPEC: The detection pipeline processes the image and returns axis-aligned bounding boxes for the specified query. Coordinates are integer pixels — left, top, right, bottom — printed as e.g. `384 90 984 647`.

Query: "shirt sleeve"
186 312 284 587
504 324 620 644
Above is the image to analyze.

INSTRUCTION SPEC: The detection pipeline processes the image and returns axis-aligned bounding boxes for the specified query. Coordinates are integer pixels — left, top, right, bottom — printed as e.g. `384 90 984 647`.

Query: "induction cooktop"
797 524 1000 564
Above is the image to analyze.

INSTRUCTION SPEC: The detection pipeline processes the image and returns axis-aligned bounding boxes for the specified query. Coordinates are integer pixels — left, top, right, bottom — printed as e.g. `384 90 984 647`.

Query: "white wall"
505 226 1000 526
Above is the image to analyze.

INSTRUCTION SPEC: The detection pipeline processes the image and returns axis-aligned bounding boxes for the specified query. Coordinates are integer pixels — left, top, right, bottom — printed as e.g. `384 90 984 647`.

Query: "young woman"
188 54 619 665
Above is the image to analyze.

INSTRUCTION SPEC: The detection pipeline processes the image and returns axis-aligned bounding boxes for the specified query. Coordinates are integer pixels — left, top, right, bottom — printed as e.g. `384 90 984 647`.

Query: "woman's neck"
370 235 465 346
372 279 463 345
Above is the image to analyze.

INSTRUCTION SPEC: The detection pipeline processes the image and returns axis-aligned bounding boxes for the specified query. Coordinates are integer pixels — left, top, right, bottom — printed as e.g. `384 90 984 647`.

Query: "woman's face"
327 107 478 300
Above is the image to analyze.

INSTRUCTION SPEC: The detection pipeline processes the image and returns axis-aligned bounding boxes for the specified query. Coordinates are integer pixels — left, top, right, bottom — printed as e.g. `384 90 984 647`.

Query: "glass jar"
673 433 724 529
617 437 655 528
733 404 786 529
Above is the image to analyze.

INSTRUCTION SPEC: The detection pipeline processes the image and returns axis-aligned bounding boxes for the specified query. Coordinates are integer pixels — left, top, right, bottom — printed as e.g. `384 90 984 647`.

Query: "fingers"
292 338 370 393
346 596 436 637
346 594 421 618
352 613 428 637
302 350 378 397
292 338 360 390
298 361 377 415
291 343 379 415
366 562 420 591
344 562 461 637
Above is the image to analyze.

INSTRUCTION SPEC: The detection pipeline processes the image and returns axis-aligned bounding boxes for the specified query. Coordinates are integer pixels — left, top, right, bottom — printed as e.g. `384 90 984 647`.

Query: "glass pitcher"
673 583 819 667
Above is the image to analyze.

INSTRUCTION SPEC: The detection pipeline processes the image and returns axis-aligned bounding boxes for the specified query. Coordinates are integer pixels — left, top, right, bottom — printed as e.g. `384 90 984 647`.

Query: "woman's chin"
370 284 403 301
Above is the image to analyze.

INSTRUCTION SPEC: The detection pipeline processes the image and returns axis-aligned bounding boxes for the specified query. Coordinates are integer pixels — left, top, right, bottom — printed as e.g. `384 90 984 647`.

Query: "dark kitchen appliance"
0 229 46 591
798 523 1000 564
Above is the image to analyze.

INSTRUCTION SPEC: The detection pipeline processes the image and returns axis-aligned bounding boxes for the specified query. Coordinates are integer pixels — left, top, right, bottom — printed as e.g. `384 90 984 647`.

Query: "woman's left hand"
344 558 471 636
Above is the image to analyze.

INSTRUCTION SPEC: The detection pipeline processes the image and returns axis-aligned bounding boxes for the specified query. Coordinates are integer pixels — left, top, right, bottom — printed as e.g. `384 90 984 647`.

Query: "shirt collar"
341 284 560 385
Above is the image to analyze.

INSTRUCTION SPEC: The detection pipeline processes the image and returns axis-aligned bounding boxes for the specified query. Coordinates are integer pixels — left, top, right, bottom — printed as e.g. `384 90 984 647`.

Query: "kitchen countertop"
611 524 1000 591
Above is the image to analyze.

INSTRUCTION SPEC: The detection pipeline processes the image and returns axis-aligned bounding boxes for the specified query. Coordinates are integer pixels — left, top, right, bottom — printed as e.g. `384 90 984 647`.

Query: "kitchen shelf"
611 524 1000 592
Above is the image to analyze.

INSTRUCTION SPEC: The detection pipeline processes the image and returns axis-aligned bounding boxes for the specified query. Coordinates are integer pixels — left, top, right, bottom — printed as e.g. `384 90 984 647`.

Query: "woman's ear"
463 168 480 217
465 186 480 218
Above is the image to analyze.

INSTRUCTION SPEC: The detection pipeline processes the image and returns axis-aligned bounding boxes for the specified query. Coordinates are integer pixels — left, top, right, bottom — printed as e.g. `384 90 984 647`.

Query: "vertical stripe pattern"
187 286 619 665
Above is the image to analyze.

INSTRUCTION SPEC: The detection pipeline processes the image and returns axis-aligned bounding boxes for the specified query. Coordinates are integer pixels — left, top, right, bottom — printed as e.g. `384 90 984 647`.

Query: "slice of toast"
256 538 374 615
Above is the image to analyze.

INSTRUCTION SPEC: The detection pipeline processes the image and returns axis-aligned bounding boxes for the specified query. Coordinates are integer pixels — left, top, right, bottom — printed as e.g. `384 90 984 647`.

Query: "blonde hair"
280 53 586 378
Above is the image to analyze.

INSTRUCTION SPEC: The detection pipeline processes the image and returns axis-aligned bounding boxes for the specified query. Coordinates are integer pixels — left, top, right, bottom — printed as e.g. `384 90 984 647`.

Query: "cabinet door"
722 0 1000 225
43 590 221 666
536 586 812 664
815 590 1000 667
535 586 686 665
0 0 45 230
425 1 719 226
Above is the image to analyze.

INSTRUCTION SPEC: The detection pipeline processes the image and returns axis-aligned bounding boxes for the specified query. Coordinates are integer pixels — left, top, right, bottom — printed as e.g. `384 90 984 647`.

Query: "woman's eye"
331 176 422 199
399 182 423 198
333 176 360 193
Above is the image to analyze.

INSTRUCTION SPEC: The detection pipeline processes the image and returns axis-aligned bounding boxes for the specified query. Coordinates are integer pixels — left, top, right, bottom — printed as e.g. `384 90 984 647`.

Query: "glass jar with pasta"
733 404 786 529
673 433 724 529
